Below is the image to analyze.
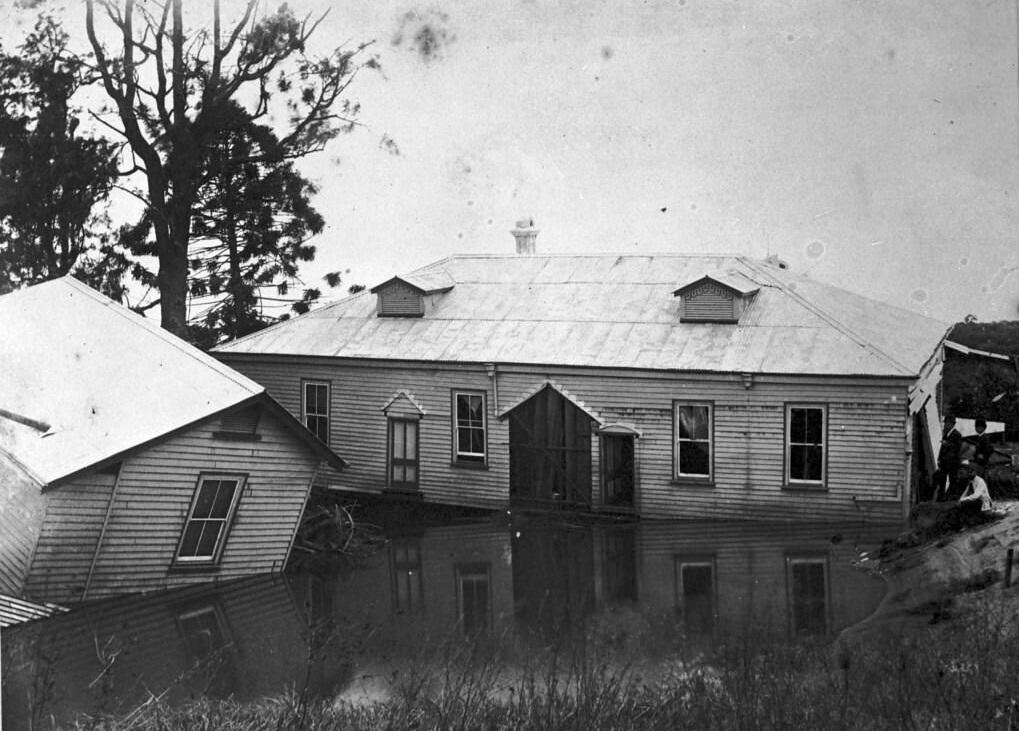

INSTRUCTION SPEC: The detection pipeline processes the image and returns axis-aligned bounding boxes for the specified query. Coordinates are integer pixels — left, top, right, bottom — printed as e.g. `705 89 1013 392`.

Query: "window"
787 556 829 635
302 381 330 443
389 418 419 489
674 402 712 479
176 474 245 563
786 405 826 485
453 391 486 464
456 563 492 635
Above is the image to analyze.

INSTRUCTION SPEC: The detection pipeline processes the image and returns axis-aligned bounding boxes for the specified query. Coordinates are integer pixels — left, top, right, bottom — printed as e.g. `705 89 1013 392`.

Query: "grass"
47 590 1019 731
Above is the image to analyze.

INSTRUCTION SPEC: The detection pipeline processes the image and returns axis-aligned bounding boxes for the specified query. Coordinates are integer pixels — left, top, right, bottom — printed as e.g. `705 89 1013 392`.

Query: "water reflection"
2 517 890 728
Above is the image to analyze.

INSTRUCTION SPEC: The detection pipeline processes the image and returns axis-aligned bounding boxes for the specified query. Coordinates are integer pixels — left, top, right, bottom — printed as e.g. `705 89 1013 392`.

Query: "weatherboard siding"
24 409 318 603
0 456 45 596
219 354 913 521
25 472 116 602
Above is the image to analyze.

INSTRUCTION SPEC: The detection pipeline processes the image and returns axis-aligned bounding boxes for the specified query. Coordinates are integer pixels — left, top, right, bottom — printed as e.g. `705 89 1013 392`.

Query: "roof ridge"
58 277 264 395
737 259 915 375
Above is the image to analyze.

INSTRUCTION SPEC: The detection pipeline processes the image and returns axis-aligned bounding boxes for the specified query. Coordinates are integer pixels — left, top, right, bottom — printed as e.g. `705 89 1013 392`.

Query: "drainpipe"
82 462 125 602
742 373 753 490
486 363 500 413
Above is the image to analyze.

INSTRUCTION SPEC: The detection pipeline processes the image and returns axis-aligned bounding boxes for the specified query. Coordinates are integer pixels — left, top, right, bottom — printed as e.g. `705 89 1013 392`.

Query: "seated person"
958 461 993 513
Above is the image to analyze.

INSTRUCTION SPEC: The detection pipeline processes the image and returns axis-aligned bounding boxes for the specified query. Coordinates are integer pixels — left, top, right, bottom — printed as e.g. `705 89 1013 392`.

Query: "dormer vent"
511 218 539 255
370 272 455 318
376 280 425 317
673 273 760 324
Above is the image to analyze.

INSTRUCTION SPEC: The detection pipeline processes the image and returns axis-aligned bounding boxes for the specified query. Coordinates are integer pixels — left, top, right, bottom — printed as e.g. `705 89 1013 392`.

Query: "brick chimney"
510 218 539 255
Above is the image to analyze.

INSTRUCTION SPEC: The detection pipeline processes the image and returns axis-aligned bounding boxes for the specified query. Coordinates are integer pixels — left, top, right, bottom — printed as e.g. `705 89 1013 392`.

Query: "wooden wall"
25 406 319 603
0 455 45 597
219 354 915 522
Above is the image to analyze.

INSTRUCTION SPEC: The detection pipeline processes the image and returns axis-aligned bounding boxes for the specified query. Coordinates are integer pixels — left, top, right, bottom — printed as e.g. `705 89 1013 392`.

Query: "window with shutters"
175 474 245 564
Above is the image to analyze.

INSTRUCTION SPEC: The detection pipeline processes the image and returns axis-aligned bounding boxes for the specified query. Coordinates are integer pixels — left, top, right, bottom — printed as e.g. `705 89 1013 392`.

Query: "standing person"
972 419 995 474
933 415 963 501
958 461 993 514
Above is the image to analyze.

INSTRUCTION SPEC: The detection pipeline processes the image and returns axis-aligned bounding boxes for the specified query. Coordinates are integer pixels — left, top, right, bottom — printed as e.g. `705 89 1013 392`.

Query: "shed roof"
0 277 342 488
216 254 950 378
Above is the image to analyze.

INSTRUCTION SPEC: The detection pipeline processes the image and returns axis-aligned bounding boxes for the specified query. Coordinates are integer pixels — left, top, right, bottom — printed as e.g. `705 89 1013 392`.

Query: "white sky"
8 0 1019 323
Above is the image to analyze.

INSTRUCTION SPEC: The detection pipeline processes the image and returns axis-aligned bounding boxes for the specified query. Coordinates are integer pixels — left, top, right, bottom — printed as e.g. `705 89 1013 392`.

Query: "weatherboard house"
214 225 950 522
0 277 345 608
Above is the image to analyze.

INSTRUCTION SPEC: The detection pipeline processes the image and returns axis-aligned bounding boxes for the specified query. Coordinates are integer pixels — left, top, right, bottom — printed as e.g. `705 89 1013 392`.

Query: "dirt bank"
847 503 1019 638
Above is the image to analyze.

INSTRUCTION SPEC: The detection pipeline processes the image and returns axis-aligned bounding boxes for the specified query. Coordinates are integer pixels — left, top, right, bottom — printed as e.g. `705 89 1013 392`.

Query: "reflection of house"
0 278 345 606
1 574 334 731
216 226 949 521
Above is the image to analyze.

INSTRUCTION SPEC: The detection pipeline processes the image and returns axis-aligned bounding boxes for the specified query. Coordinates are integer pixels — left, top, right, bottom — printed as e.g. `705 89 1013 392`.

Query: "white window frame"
175 473 246 564
673 402 713 480
785 404 827 486
302 380 330 444
452 390 487 464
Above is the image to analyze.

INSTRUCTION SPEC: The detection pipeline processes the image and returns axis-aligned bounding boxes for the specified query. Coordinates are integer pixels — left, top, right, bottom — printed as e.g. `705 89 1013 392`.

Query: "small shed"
0 277 345 607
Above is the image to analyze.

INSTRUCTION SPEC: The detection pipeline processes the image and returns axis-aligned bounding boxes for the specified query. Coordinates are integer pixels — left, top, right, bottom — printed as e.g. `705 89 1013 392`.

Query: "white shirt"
960 475 992 512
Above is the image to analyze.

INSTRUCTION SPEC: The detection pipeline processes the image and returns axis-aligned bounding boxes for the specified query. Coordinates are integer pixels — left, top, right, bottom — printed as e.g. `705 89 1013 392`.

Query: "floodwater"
1 510 893 728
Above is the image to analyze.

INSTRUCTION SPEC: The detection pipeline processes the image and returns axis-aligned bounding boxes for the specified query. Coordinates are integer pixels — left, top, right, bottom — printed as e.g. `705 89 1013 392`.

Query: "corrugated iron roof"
216 254 950 377
0 277 266 487
0 592 66 628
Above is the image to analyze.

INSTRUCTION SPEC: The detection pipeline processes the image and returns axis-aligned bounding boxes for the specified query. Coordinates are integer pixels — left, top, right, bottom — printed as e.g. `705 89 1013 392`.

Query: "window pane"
179 522 203 556
196 521 223 557
405 422 417 457
192 481 218 519
456 394 471 423
457 426 471 453
678 406 709 440
790 408 807 443
679 442 710 475
210 480 237 519
393 422 405 458
470 429 485 454
790 444 823 481
405 466 417 483
805 409 823 444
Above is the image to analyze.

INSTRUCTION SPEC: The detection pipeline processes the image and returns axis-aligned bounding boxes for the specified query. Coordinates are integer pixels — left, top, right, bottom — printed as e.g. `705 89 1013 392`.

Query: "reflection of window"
603 528 638 602
176 474 245 563
456 563 491 635
787 556 829 635
453 391 486 464
303 381 330 443
390 538 424 613
175 602 235 697
674 556 716 635
388 418 419 489
786 405 826 485
674 403 712 479
178 605 227 662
